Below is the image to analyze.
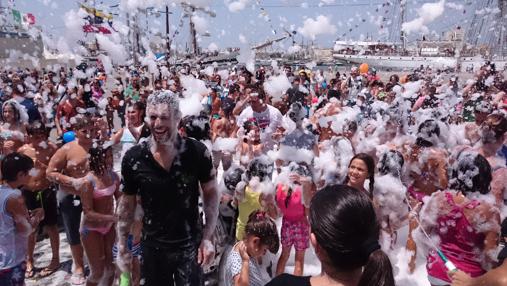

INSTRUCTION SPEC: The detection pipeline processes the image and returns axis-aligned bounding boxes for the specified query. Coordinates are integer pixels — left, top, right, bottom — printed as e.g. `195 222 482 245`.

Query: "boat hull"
333 54 507 71
333 54 457 70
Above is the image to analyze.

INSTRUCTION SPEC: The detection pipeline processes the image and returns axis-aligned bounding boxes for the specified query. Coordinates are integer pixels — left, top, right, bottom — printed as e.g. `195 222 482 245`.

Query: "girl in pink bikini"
420 151 500 286
80 146 120 286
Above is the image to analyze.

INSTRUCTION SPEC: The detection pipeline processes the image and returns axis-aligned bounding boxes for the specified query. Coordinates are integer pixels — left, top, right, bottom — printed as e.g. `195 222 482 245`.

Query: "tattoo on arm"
117 194 136 246
201 179 219 241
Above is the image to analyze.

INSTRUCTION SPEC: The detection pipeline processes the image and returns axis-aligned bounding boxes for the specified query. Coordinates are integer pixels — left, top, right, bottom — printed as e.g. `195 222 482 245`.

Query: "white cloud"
402 0 445 35
297 15 337 40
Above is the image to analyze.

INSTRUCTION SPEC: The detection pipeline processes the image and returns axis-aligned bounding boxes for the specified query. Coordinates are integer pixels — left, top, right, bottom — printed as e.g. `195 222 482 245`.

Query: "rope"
405 193 458 272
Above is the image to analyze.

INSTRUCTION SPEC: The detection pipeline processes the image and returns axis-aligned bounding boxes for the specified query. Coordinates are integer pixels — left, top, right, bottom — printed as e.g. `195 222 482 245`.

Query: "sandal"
71 273 86 285
38 264 60 278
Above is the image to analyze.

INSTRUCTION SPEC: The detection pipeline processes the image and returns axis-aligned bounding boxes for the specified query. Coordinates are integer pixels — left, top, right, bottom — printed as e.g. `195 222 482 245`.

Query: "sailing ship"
332 0 507 71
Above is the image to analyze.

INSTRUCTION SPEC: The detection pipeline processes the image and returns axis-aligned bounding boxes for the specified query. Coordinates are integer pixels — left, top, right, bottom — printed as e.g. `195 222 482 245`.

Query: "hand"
291 174 312 191
29 208 45 226
3 140 15 150
197 239 214 266
237 241 250 262
449 270 473 286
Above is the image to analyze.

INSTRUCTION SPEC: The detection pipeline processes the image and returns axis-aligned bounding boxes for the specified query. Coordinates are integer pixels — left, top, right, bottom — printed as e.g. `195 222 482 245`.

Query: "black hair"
26 120 50 137
89 146 112 175
132 101 146 118
180 115 211 141
416 119 440 147
377 150 404 177
1 152 34 182
344 153 375 197
309 185 394 286
450 152 492 195
221 97 235 117
244 210 279 254
224 166 245 191
243 118 259 133
246 156 273 182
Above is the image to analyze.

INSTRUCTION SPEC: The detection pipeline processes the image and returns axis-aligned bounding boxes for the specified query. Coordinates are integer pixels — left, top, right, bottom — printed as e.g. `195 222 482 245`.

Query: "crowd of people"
0 59 506 286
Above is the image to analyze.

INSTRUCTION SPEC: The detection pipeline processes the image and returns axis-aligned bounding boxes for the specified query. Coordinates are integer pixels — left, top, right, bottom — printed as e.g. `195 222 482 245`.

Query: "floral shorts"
281 219 310 251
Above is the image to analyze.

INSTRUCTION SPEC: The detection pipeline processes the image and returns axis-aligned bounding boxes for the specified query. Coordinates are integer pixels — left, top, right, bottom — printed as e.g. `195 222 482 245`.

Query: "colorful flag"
12 9 21 25
82 24 112 34
24 13 35 25
79 3 113 20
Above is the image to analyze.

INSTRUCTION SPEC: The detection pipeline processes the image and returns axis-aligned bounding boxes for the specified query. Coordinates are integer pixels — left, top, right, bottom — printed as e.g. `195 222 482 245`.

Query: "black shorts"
58 192 82 246
141 241 203 286
22 187 58 227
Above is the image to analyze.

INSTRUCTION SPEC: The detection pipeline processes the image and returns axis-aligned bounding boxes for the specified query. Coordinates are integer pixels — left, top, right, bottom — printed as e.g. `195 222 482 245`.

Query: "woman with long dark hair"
344 153 375 197
0 100 28 155
420 151 500 286
405 119 448 273
267 184 395 286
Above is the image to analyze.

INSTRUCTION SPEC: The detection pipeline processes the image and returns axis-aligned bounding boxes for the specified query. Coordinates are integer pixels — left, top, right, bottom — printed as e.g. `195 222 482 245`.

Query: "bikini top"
88 172 118 199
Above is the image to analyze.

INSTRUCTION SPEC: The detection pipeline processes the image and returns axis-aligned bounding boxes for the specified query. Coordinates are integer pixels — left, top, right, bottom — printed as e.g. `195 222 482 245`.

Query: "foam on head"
146 90 181 119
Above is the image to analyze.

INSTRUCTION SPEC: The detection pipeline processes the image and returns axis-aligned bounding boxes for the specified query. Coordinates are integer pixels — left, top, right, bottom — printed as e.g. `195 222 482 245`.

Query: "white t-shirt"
237 105 283 150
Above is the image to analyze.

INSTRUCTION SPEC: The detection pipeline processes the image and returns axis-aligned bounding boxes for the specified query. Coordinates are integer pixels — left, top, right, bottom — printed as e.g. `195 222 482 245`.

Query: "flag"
79 3 113 20
83 24 111 34
12 9 21 25
24 13 35 25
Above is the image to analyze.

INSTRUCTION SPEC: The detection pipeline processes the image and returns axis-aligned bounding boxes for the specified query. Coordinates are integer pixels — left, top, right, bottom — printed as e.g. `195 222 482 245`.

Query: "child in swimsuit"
80 146 120 286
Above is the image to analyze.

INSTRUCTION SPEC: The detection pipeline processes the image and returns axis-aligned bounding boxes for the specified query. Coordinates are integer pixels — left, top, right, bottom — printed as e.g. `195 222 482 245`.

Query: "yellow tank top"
235 186 261 241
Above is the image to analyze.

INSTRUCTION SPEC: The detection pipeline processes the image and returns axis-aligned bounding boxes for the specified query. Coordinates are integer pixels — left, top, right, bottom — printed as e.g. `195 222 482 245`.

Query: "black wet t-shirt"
266 274 311 286
121 135 214 247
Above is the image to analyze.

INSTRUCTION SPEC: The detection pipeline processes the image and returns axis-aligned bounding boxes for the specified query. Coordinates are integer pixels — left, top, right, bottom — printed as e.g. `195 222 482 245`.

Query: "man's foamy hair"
147 90 181 118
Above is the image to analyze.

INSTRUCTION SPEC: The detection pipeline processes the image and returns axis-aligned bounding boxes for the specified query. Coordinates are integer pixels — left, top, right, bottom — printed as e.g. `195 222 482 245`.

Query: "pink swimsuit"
275 184 305 222
82 173 118 235
427 192 485 282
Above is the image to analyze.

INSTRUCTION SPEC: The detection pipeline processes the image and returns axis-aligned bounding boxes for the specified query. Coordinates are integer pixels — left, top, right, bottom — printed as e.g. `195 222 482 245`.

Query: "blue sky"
9 0 477 51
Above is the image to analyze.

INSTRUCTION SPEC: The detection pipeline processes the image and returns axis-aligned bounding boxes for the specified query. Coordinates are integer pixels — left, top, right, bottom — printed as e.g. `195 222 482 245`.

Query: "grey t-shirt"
281 129 317 150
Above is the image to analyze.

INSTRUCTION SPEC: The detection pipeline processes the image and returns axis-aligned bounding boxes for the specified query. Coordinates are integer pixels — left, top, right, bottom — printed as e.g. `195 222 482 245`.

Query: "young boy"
0 152 37 286
18 121 60 278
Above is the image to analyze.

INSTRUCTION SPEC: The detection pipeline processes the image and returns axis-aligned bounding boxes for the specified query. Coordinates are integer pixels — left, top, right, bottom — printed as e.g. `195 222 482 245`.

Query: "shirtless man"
211 100 237 171
18 121 60 278
404 119 448 273
47 114 94 284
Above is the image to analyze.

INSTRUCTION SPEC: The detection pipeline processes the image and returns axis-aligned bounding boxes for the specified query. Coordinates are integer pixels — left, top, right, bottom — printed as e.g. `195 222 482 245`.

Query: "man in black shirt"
117 91 219 286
